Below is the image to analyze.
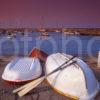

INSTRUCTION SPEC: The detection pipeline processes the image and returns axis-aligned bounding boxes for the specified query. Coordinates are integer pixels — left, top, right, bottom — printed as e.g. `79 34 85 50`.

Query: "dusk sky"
0 0 100 28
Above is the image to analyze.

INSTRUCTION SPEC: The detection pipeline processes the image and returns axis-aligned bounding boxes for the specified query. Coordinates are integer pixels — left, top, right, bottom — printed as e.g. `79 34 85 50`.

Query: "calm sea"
0 32 100 56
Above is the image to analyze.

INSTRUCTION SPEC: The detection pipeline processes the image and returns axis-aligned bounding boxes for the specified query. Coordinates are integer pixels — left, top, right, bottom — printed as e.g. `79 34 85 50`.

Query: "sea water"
0 32 100 56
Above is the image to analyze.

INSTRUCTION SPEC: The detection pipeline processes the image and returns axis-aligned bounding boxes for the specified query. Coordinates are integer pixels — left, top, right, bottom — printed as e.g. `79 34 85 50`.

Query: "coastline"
0 28 100 36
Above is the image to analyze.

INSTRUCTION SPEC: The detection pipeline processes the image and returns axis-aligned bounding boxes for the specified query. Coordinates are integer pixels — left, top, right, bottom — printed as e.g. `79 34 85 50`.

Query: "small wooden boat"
45 53 100 100
2 48 48 83
2 57 42 83
29 48 48 62
41 32 49 36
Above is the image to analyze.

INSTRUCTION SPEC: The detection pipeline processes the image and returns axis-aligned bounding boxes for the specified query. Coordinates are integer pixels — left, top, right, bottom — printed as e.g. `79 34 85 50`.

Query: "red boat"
29 48 48 62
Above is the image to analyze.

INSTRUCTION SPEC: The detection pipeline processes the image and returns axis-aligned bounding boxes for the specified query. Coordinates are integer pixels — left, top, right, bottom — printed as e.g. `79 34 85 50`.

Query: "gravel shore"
0 56 100 100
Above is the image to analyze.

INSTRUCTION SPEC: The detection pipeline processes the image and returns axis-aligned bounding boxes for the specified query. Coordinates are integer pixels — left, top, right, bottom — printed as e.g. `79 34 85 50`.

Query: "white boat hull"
45 53 100 100
2 57 42 82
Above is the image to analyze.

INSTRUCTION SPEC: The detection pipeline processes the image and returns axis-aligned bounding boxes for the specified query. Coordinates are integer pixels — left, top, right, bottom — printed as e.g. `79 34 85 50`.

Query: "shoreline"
0 28 100 36
0 55 100 99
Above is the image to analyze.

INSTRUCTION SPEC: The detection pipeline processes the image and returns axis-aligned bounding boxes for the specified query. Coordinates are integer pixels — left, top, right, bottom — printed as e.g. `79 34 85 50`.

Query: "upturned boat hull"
45 53 100 100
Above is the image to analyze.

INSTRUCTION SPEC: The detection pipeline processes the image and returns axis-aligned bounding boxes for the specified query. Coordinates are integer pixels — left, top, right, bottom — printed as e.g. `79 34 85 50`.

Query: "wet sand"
0 56 100 100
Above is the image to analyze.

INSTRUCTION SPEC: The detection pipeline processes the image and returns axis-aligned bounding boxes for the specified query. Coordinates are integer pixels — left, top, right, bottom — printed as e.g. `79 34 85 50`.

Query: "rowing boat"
45 53 100 100
2 48 48 83
2 57 42 83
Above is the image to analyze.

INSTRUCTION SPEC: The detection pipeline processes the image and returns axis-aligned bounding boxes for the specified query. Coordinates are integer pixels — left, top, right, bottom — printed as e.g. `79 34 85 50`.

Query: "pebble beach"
0 56 100 100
